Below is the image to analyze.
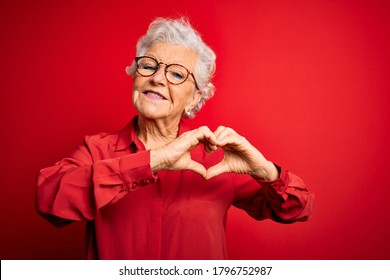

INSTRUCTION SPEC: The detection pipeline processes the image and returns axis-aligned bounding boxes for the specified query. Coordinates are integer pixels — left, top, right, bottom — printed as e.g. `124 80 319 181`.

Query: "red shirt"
36 116 314 259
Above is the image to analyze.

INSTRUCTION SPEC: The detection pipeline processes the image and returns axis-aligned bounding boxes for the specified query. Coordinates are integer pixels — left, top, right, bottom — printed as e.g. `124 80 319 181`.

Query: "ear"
125 66 132 75
186 90 202 112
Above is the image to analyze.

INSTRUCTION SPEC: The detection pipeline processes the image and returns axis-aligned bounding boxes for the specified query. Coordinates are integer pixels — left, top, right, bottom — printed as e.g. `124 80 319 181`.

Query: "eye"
167 65 187 81
141 63 157 71
171 71 185 80
137 57 158 72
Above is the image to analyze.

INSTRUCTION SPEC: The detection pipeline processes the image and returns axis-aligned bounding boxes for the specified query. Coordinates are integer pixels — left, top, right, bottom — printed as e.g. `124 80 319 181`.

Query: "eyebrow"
144 54 191 69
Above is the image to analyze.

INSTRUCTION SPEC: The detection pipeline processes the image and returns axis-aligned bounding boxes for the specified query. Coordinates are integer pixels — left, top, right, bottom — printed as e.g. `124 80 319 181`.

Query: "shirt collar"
115 115 191 152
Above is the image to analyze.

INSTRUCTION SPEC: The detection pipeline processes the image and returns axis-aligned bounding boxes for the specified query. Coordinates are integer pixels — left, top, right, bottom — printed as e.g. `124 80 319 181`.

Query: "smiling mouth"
143 90 167 100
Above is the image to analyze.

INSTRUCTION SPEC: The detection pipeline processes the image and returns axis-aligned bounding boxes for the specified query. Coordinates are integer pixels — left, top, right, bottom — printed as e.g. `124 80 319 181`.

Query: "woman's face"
132 42 201 123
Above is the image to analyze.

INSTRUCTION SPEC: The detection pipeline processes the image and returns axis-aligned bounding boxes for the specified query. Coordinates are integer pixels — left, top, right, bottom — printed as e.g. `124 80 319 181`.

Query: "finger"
180 127 213 151
194 126 213 136
214 127 239 143
213 127 229 146
191 127 219 153
213 126 226 138
216 133 240 148
195 126 219 145
186 160 207 178
204 142 218 153
174 127 218 155
205 161 229 180
216 129 247 149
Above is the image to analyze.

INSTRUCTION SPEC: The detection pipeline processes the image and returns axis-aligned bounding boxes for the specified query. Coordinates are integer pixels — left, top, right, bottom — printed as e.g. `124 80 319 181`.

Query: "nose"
149 64 167 86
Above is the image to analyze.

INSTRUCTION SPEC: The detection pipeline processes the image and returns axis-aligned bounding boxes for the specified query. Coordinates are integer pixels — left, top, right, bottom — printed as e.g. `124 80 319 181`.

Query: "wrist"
251 161 279 182
150 149 166 173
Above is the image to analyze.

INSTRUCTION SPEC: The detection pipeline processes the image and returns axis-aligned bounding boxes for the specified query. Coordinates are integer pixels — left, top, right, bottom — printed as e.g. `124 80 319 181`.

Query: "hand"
150 126 219 178
206 126 279 181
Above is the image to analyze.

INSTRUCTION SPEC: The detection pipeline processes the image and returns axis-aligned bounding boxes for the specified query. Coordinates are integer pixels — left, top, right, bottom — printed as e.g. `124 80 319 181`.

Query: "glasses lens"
136 57 158 76
166 65 189 84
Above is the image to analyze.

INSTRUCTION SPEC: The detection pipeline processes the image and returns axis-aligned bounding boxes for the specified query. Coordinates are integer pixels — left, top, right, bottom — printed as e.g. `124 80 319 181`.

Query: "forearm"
36 150 158 225
36 163 96 222
233 168 314 223
257 169 314 222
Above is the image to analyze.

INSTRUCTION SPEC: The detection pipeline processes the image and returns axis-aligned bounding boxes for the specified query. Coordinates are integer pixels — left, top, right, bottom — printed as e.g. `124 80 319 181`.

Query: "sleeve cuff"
254 164 289 197
118 150 159 191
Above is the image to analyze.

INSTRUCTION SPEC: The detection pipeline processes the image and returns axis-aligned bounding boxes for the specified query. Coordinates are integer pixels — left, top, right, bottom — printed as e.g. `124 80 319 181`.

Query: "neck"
136 115 181 150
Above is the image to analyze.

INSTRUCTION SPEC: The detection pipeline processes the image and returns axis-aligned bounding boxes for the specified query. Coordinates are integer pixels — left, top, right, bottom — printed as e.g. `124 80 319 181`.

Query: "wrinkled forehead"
144 42 198 69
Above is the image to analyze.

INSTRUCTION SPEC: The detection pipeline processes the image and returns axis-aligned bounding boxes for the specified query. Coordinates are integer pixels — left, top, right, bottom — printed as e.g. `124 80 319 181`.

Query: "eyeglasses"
135 56 198 89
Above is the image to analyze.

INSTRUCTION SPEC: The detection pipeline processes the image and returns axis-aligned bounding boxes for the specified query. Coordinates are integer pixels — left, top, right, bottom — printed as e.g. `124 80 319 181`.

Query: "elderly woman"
36 17 314 259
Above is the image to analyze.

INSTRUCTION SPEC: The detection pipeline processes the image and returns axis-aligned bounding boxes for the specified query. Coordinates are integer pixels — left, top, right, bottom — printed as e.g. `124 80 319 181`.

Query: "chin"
138 109 166 120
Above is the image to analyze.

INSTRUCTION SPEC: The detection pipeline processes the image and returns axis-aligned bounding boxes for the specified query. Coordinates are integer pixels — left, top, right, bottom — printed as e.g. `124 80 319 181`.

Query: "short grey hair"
126 17 216 118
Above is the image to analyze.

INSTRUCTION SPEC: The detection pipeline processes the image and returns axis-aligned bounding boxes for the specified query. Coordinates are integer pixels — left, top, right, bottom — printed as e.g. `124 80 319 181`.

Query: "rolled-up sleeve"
36 137 158 227
232 167 314 223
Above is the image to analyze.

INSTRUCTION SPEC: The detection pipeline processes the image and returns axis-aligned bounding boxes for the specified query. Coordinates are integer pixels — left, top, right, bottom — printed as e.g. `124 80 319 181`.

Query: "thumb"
205 161 229 180
186 160 207 178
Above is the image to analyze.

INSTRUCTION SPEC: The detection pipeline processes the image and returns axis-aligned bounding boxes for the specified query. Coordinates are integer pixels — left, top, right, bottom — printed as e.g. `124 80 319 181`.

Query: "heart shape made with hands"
193 139 228 180
167 126 269 180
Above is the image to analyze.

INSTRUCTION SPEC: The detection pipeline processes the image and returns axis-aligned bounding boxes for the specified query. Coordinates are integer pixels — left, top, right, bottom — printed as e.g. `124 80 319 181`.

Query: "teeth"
145 91 164 99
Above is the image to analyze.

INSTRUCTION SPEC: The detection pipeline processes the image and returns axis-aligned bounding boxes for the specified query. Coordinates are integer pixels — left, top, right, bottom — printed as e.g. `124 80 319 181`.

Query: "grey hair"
126 17 216 118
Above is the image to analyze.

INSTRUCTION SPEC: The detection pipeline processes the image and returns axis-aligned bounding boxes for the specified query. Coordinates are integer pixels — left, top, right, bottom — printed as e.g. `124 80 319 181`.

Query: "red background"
1 0 390 259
